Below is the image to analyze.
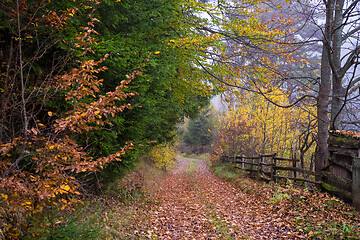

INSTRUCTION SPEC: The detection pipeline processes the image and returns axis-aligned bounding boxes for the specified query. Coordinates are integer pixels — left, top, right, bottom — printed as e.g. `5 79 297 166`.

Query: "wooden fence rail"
220 153 360 211
221 154 318 184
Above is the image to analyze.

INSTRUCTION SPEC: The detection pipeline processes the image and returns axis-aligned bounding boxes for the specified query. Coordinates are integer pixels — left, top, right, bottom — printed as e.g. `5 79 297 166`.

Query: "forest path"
142 156 302 239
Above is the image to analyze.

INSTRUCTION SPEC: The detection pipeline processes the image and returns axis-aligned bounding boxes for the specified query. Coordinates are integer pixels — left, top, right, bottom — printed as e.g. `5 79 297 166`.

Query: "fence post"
257 154 262 180
241 155 245 169
272 153 277 182
293 153 298 179
353 157 360 211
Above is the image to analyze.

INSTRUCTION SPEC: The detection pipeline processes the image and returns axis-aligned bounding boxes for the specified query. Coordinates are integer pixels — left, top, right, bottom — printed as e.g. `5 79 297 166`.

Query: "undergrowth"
210 160 360 239
21 204 102 240
7 159 167 239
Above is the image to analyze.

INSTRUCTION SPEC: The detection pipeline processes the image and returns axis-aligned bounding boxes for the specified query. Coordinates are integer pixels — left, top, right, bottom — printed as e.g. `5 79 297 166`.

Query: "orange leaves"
55 22 141 134
331 130 360 139
0 139 19 158
55 69 140 133
0 11 144 238
73 16 101 53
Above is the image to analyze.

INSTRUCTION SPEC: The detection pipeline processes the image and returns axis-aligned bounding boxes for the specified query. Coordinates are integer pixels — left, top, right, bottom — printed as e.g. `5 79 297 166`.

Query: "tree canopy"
0 0 212 237
1 0 360 238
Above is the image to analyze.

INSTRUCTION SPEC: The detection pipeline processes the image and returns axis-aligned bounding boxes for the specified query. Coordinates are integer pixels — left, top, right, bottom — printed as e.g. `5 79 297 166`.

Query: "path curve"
144 156 302 239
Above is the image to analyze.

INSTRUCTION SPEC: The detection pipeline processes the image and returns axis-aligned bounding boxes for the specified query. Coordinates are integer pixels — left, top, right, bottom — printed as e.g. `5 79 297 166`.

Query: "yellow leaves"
60 184 71 193
149 143 177 170
216 87 316 160
49 145 56 150
154 51 160 55
1 193 8 201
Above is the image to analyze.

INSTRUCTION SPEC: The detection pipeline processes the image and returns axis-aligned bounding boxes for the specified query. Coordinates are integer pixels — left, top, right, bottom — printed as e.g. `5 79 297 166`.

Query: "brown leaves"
229 173 360 239
134 157 301 239
331 130 360 139
133 157 360 239
55 49 141 133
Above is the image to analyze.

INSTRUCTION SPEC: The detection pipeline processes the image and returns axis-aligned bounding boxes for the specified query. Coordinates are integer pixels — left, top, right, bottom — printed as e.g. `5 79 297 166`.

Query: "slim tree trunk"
2 0 29 178
330 0 345 130
316 0 334 176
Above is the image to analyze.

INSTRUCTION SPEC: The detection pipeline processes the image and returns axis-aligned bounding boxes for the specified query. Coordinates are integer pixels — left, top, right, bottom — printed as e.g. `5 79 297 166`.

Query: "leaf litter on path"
140 157 305 239
109 157 359 239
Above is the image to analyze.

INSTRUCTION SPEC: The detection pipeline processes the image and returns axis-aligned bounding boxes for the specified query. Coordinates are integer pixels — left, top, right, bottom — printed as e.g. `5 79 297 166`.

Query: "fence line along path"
220 152 360 211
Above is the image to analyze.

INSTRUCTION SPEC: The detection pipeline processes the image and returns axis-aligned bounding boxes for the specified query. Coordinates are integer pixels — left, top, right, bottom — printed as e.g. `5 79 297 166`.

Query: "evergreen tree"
183 107 214 153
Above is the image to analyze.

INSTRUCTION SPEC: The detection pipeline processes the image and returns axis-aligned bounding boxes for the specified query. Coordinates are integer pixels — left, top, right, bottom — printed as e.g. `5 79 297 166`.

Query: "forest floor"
138 156 302 239
103 156 360 239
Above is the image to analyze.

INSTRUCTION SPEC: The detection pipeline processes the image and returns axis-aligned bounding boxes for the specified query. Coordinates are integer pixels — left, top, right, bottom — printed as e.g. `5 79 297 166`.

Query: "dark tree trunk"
316 0 334 176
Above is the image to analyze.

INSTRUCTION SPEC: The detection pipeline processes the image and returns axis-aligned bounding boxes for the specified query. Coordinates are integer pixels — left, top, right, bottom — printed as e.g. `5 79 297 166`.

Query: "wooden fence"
220 153 360 211
220 154 318 184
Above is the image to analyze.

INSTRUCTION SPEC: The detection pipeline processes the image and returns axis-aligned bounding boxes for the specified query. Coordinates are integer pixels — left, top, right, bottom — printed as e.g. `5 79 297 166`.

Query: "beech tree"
213 87 316 168
0 0 212 237
0 1 143 235
311 0 360 172
178 0 360 175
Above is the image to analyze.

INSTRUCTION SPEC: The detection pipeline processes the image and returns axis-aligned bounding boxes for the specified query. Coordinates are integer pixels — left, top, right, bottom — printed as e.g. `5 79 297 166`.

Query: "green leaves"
183 107 214 153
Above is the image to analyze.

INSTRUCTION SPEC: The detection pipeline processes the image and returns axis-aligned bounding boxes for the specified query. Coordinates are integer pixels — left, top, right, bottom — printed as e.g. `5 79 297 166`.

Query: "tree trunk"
316 0 334 176
330 0 345 130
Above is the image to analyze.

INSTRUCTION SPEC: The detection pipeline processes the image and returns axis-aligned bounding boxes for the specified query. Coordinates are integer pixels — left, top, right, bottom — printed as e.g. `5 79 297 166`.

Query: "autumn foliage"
213 88 316 169
0 1 142 237
3 0 358 238
147 143 177 171
0 0 216 237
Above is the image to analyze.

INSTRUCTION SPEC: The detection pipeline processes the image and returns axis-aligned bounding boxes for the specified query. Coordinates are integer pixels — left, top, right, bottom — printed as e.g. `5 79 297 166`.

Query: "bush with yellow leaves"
148 143 177 171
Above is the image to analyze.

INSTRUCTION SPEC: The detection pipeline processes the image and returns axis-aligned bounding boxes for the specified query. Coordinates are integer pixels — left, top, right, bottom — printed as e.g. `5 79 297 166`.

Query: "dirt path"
142 156 302 239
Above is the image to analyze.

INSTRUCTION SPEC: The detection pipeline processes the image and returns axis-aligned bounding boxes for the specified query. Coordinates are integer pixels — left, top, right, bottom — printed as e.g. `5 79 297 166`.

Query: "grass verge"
17 159 167 240
186 160 198 175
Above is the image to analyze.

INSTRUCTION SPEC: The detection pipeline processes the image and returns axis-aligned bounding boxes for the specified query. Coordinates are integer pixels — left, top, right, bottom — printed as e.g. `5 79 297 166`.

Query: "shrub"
148 143 177 171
